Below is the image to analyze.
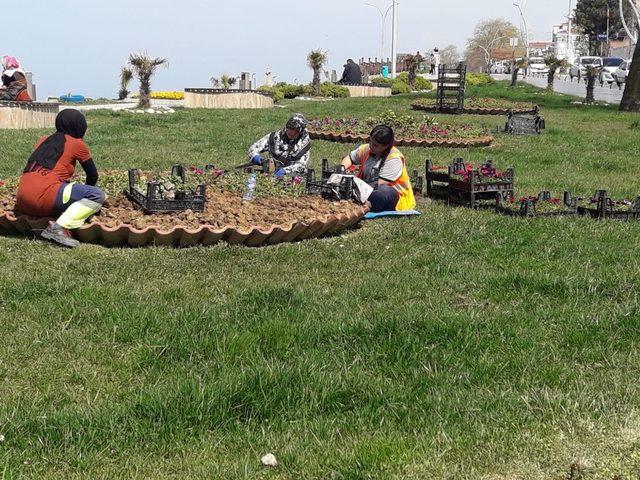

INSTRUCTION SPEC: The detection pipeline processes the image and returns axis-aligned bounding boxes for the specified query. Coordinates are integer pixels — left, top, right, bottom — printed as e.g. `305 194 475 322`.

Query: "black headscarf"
24 109 88 172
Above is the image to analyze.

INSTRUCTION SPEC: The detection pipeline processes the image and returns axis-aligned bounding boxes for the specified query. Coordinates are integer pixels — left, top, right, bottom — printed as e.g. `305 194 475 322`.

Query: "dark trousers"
369 185 399 212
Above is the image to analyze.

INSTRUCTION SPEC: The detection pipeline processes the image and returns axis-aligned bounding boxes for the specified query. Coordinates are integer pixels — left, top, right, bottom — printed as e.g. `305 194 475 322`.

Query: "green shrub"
388 72 433 93
466 73 495 86
391 79 411 95
280 84 306 99
319 82 350 98
413 76 433 91
371 77 394 86
257 86 284 103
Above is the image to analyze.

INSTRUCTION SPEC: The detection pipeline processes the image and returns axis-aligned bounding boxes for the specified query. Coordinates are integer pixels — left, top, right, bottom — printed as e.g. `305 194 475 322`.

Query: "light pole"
391 0 398 78
567 0 573 62
513 2 530 59
365 2 393 64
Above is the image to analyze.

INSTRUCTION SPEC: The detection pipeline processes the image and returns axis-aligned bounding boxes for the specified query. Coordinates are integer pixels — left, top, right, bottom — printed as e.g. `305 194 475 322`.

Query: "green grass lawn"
1 82 640 479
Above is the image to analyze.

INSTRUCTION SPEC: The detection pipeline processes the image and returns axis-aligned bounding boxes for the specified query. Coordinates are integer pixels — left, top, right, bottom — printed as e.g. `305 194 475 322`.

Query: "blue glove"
251 155 263 165
274 169 286 179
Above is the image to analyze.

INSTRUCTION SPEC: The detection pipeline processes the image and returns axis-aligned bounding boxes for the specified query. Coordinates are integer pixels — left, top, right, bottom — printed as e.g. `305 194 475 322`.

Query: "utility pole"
391 0 398 78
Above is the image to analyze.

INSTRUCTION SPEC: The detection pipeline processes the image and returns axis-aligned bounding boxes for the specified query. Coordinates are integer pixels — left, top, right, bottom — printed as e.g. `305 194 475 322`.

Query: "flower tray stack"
126 164 206 213
578 190 640 220
436 63 467 113
305 161 355 201
496 191 581 217
425 158 514 208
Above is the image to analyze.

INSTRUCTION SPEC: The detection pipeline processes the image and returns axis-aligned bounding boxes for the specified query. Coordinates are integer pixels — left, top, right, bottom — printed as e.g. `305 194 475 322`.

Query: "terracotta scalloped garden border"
410 102 538 116
0 207 368 248
308 129 494 148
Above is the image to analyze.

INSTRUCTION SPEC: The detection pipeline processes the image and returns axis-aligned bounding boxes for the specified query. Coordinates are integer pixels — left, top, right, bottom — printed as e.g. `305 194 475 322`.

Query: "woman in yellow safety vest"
341 124 415 212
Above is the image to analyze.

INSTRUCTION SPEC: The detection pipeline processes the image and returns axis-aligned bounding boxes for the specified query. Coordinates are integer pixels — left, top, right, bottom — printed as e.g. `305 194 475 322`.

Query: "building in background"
553 20 588 61
528 41 554 57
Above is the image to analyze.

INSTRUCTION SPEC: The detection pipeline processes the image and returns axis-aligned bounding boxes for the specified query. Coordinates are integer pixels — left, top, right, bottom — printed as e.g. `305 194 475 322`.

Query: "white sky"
1 0 571 98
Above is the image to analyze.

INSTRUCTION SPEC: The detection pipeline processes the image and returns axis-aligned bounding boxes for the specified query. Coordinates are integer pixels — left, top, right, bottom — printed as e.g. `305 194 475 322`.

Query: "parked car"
528 57 549 74
612 60 632 87
599 57 625 85
569 56 603 81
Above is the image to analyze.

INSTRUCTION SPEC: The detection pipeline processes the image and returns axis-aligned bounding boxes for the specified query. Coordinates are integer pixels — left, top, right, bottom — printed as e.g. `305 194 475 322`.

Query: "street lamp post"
567 0 573 62
365 2 393 65
513 2 530 59
391 0 398 78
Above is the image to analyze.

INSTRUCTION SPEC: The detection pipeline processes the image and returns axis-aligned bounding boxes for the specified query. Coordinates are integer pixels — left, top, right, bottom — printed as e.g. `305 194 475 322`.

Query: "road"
492 73 624 104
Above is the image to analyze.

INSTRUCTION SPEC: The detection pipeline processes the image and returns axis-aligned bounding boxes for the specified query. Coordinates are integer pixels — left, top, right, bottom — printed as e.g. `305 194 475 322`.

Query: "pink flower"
293 176 303 184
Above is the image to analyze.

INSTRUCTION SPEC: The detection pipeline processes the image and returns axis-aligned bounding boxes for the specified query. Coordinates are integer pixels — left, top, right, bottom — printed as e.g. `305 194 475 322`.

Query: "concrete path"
59 99 184 112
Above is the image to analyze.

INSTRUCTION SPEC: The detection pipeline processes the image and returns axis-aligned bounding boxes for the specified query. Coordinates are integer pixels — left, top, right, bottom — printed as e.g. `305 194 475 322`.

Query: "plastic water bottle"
242 173 257 202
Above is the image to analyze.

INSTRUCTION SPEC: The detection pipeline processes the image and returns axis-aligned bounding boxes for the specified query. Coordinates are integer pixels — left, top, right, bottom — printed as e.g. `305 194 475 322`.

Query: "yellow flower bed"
149 91 185 100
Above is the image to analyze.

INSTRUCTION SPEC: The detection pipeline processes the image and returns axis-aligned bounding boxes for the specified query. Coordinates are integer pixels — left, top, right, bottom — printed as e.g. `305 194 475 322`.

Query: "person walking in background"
432 48 441 77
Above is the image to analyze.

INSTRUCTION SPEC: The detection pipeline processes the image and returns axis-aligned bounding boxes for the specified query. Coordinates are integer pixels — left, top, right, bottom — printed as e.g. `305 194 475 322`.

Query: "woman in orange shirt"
16 110 105 247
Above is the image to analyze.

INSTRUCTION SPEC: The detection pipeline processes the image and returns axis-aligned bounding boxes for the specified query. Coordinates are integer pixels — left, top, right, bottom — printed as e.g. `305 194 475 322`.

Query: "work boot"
41 222 80 248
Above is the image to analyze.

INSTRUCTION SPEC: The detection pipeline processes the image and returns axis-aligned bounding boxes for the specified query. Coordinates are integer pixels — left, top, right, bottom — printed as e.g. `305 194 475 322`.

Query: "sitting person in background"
247 113 312 178
0 56 31 101
338 59 362 84
341 125 415 212
15 110 105 248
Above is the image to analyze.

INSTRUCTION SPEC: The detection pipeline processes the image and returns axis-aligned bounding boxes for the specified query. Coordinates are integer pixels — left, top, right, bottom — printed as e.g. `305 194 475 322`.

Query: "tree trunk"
408 67 416 89
510 67 520 87
312 68 321 96
620 40 640 112
585 72 596 104
138 74 151 109
546 67 557 91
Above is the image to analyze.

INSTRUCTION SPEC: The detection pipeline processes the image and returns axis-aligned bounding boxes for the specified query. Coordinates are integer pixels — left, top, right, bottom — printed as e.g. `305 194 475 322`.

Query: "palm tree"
584 65 601 104
128 52 168 109
405 53 424 90
118 67 133 100
620 40 640 112
544 56 566 91
307 50 328 96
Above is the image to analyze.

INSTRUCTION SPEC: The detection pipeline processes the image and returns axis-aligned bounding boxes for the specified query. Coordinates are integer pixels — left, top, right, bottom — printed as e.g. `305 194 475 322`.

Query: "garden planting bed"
0 101 59 129
412 97 538 116
184 88 274 109
0 170 367 247
308 111 494 148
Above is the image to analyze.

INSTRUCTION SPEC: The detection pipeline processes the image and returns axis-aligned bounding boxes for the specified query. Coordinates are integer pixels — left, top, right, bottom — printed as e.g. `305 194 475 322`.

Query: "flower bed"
411 97 538 115
308 110 494 148
150 91 184 100
0 169 367 247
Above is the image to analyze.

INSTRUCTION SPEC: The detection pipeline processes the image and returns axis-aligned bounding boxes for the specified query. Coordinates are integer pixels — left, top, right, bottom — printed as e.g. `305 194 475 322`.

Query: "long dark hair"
370 125 395 159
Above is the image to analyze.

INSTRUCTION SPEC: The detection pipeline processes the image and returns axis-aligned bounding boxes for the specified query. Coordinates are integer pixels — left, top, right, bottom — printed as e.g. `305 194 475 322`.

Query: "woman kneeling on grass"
341 125 416 212
15 110 105 248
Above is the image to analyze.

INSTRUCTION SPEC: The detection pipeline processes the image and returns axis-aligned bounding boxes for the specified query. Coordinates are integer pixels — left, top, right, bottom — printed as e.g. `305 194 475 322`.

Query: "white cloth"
326 174 373 204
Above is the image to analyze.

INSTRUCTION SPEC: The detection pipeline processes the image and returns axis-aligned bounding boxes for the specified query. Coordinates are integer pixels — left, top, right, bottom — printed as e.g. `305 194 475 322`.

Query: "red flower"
0 181 5 187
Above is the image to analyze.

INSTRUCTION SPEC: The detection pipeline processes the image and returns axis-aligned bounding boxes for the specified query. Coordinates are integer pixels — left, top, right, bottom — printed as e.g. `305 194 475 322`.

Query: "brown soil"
0 187 363 231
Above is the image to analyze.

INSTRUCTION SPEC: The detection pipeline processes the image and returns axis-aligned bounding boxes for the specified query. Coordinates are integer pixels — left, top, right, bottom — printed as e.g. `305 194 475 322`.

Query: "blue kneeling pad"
364 210 422 220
